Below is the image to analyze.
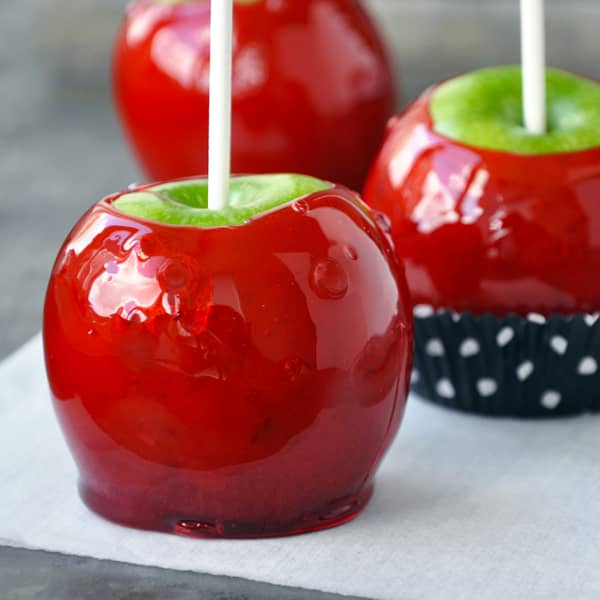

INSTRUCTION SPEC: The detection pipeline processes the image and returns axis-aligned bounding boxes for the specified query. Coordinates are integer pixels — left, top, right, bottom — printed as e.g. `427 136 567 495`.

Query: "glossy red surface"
113 0 397 192
43 183 413 538
364 87 600 315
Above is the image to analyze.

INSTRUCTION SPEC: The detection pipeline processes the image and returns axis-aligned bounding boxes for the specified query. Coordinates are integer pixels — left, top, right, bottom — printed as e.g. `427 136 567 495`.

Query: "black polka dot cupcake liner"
411 305 600 417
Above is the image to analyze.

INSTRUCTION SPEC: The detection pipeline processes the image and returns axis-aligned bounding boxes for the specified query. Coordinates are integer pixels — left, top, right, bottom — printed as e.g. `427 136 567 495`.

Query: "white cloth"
1 335 600 600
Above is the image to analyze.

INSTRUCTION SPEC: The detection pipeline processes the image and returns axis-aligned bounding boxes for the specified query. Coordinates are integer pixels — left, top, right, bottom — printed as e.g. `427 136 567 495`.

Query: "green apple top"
112 174 332 227
430 66 600 154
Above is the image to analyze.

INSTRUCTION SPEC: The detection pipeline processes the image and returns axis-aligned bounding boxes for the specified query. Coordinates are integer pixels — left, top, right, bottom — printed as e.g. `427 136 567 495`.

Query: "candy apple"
113 0 397 191
364 66 600 417
44 174 413 537
364 67 600 315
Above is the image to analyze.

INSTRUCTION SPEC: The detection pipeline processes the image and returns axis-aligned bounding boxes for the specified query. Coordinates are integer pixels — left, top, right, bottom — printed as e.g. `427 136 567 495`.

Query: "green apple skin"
430 66 600 154
113 174 332 227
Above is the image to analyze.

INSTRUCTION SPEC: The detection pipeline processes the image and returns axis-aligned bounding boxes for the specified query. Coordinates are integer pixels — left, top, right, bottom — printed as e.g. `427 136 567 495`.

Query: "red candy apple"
113 0 397 191
44 175 413 537
364 67 600 315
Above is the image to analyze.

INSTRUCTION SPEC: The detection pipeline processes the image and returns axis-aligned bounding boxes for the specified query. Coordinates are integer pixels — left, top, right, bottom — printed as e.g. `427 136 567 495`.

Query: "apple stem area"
520 0 547 135
208 0 234 211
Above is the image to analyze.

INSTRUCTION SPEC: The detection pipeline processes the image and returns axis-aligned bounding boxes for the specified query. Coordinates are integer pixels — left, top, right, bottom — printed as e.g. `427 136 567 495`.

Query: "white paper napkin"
1 335 600 600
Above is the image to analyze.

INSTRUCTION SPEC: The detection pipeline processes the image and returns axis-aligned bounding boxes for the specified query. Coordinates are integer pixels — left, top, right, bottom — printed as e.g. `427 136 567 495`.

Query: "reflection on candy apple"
44 174 413 537
113 0 397 191
364 67 600 314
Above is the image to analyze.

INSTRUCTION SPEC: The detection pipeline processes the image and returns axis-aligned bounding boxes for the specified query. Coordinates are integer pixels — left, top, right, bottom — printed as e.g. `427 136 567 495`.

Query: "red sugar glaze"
43 184 413 538
113 0 397 192
364 87 600 315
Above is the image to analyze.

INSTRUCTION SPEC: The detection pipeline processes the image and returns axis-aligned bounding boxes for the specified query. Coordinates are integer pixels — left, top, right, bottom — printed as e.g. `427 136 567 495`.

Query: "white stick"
520 0 547 134
208 0 234 210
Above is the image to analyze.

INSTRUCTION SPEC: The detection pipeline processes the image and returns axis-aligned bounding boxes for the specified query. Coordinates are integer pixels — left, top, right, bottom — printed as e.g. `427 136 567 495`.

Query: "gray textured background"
2 0 600 361
1 1 599 598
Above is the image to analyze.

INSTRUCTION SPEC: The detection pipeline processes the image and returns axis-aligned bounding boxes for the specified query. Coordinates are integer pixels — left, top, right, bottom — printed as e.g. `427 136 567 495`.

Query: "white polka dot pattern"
412 307 600 416
459 338 480 357
477 378 498 397
578 357 598 376
425 339 445 357
436 378 456 399
516 361 534 381
528 313 547 325
541 390 562 410
496 327 514 347
414 304 435 319
549 336 568 355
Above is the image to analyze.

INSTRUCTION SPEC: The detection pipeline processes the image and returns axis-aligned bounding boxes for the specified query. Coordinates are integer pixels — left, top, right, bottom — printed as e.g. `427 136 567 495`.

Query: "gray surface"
2 0 600 360
0 547 368 600
1 0 599 598
0 0 138 360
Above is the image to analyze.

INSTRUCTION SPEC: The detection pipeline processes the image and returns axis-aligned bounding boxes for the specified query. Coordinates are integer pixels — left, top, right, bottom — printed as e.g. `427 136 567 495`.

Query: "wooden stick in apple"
208 0 234 210
520 0 547 134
